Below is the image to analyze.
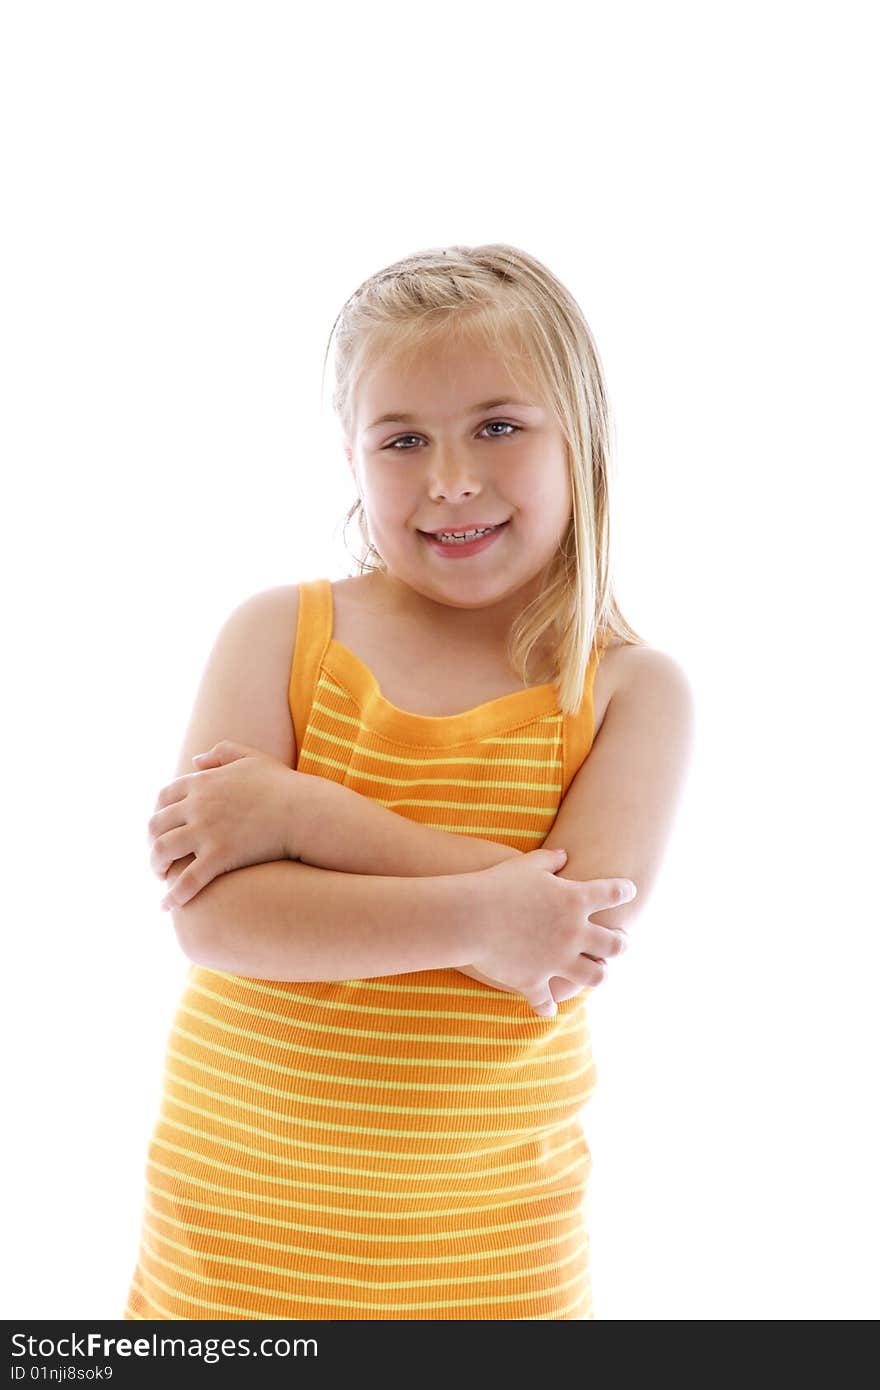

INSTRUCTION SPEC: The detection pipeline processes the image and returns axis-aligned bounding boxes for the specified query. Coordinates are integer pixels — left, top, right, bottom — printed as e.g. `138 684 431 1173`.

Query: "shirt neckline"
322 636 563 745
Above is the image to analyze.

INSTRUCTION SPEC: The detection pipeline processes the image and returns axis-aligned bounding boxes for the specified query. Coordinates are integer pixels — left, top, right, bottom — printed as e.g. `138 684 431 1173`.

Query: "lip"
418 519 510 558
420 521 508 535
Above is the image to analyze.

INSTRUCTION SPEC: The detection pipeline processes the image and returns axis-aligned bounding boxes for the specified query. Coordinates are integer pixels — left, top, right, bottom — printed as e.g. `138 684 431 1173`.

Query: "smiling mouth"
418 520 510 539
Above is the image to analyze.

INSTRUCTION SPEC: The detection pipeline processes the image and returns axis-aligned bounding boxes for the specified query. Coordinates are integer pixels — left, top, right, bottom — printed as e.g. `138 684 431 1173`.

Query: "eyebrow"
364 399 540 431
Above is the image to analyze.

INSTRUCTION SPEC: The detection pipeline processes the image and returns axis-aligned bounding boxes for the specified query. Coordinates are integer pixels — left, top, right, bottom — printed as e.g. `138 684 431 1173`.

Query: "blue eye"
385 421 522 450
482 421 520 439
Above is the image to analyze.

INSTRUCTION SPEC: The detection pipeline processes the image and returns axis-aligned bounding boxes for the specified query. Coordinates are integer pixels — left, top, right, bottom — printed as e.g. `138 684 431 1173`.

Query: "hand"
455 963 521 994
455 961 600 1006
469 847 635 1017
149 739 297 909
456 961 601 1005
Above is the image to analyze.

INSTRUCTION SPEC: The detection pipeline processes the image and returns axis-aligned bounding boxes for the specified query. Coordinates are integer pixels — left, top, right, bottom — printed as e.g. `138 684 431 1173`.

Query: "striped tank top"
124 577 611 1320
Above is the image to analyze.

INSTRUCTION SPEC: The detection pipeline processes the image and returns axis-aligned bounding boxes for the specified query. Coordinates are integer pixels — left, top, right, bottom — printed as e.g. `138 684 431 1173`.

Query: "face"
344 336 572 641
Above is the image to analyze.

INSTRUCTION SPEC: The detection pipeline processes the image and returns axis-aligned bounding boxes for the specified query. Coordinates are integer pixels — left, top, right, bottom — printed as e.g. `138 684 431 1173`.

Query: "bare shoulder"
171 583 303 780
230 581 301 630
216 583 302 701
627 644 692 698
604 641 696 737
608 640 692 690
594 637 694 738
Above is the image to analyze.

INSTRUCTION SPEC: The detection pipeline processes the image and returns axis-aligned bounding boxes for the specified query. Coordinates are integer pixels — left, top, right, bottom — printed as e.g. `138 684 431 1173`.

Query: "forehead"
355 336 544 429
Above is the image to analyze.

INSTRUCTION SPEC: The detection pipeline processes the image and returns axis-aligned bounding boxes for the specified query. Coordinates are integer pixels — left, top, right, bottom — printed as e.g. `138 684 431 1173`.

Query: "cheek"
365 482 420 531
362 467 405 505
512 478 570 525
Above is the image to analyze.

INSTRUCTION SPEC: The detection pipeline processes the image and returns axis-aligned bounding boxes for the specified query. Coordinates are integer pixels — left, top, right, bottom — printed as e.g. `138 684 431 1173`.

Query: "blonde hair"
321 242 646 716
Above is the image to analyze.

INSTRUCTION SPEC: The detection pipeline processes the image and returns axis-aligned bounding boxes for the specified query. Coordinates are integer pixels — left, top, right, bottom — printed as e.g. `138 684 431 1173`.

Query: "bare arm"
279 779 526 991
178 647 693 996
167 853 486 981
153 585 516 986
541 648 695 934
290 771 523 877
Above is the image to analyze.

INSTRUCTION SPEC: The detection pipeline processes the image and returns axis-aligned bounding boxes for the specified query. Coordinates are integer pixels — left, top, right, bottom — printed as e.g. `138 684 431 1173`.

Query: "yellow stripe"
147 1143 586 1217
143 1171 585 1242
525 1283 593 1320
174 1010 593 1091
306 716 562 768
173 1005 579 1049
185 980 589 1063
126 1278 178 1320
164 1067 581 1156
307 735 561 768
315 684 561 740
181 991 551 1029
310 750 561 795
142 1203 583 1267
166 1035 594 1116
382 821 547 840
179 985 585 1028
154 1120 590 1198
136 1253 590 1315
164 1048 592 1140
200 967 581 1000
140 1230 589 1295
305 746 564 788
316 678 563 732
161 1076 587 1174
308 731 563 771
357 796 560 814
182 989 586 1050
141 1222 588 1291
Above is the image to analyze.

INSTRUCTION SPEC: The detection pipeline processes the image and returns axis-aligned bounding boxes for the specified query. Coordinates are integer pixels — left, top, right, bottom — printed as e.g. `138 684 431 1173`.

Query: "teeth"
436 526 495 543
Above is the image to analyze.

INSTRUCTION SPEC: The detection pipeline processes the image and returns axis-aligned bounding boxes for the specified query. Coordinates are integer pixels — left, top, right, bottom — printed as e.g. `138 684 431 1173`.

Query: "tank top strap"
561 626 615 797
288 577 333 770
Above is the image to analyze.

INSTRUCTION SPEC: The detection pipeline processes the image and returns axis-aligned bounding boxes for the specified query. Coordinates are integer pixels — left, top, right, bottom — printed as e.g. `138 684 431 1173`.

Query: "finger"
153 778 191 813
150 825 198 878
161 865 205 911
526 989 558 1018
547 976 585 1004
201 739 250 766
584 877 638 916
147 801 189 847
563 955 607 989
191 750 221 768
588 925 629 960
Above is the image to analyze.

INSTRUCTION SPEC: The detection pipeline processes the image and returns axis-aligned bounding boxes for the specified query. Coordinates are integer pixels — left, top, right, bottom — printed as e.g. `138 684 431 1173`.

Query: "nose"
425 449 483 504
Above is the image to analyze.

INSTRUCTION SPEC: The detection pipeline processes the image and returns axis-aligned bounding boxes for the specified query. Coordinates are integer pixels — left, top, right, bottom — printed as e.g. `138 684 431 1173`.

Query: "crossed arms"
157 586 694 978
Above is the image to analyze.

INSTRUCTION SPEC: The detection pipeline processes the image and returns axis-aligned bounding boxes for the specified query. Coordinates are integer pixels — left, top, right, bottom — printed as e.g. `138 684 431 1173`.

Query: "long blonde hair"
321 242 646 716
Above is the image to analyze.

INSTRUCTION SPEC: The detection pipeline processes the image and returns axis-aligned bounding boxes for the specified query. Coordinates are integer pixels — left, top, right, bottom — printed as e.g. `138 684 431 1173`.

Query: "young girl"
124 243 694 1321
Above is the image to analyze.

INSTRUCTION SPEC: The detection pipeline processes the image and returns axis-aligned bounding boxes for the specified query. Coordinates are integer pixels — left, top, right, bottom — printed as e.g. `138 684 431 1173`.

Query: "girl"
124 243 694 1320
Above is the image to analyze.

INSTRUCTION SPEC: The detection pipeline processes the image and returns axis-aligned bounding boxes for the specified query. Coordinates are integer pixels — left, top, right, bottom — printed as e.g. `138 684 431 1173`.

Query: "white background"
2 0 877 1321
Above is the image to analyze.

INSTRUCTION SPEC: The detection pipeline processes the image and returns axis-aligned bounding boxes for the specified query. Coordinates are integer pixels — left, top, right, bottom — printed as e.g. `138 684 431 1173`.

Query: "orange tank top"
124 578 611 1320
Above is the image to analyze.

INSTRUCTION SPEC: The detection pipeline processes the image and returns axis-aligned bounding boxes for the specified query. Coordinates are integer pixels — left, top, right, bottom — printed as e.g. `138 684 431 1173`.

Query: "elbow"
162 857 234 968
169 901 215 967
588 879 649 936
